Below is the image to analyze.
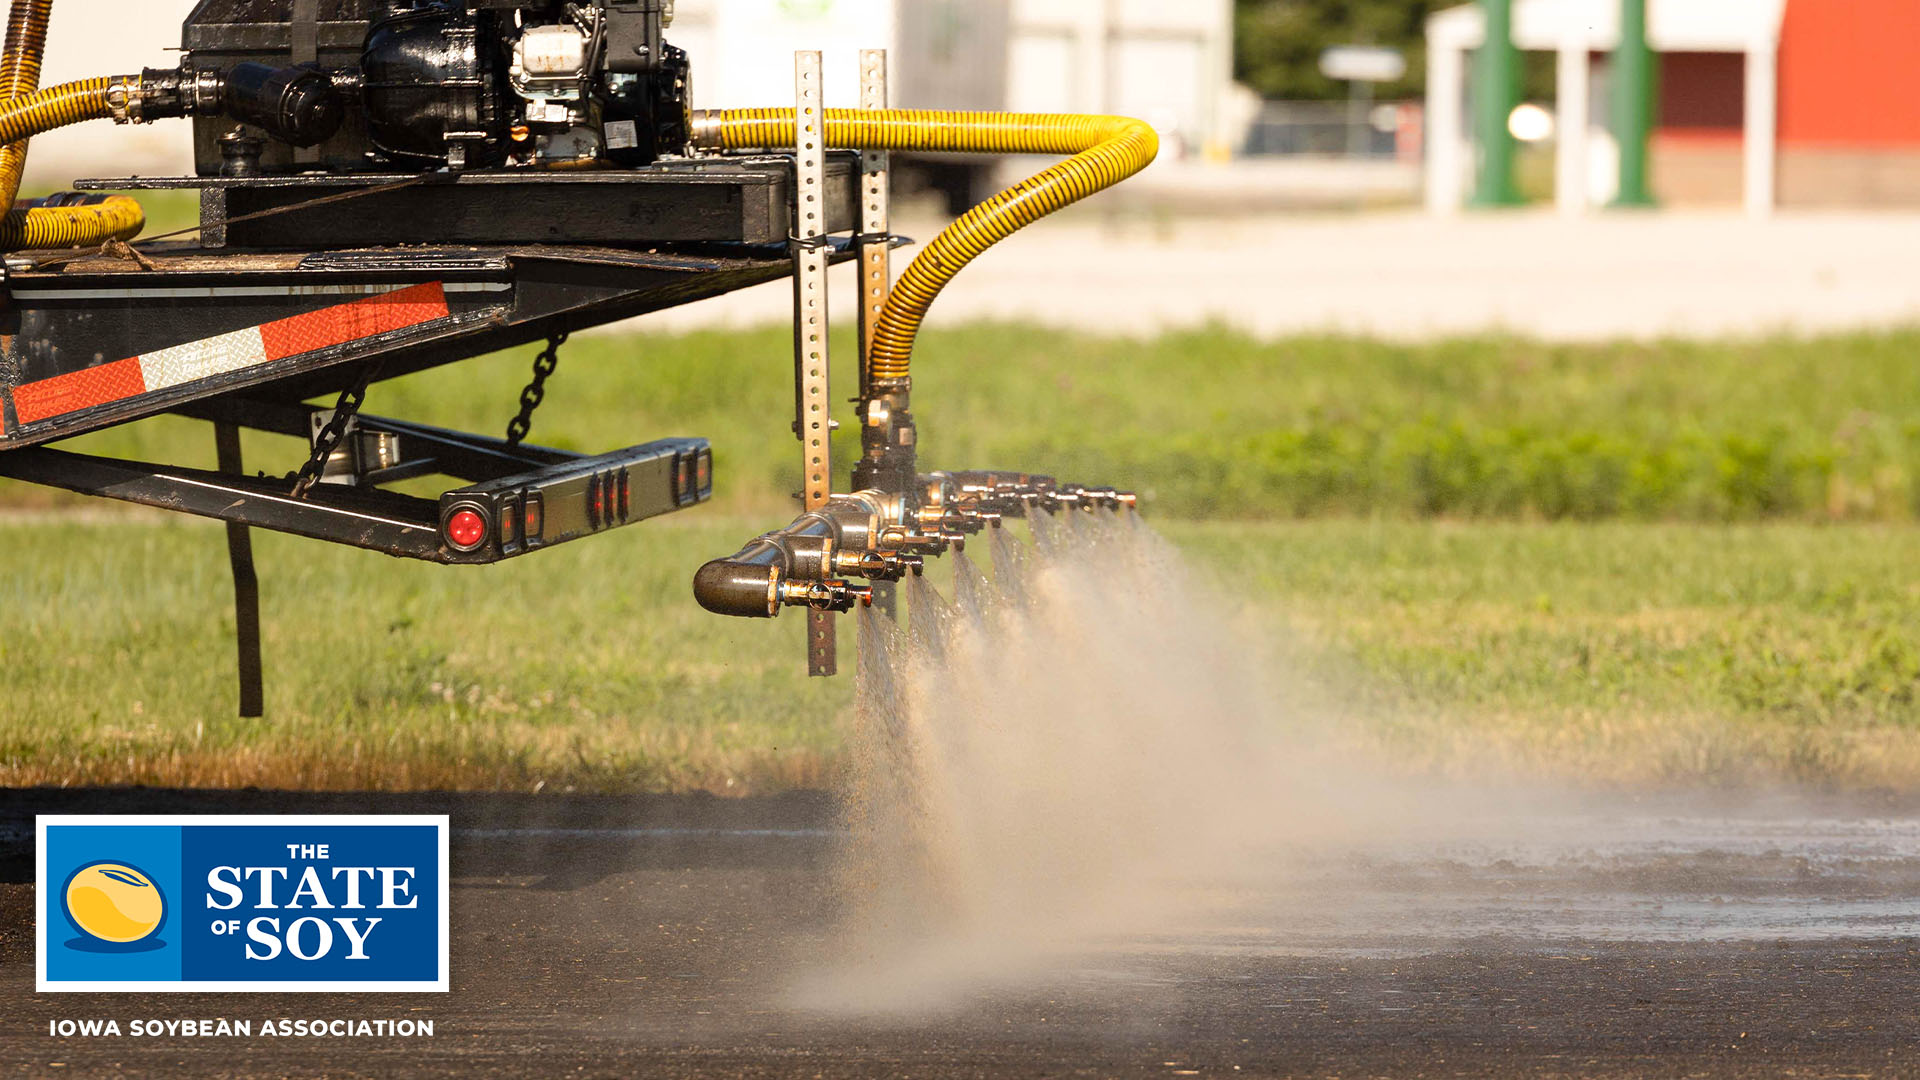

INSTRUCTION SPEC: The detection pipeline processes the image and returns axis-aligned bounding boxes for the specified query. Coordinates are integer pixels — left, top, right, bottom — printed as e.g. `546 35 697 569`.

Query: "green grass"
1198 520 1920 787
19 322 1920 522
0 515 848 793
118 189 203 240
15 322 1920 791
6 514 1920 792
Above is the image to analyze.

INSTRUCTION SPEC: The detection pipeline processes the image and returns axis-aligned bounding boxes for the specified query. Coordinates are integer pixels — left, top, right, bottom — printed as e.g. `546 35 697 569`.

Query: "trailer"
0 0 1153 713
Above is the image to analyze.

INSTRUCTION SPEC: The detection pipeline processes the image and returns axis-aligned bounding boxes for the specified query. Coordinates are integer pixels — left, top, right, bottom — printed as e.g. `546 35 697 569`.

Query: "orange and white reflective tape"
10 281 453 427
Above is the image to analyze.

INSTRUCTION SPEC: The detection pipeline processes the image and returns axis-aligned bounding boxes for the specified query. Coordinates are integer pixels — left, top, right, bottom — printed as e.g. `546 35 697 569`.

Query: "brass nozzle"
779 580 872 613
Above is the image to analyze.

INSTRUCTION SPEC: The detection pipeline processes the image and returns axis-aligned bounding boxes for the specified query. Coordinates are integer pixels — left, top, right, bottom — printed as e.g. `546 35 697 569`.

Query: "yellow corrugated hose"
693 109 1159 381
0 59 145 250
0 191 143 249
0 76 113 146
0 81 143 249
0 11 146 251
0 0 53 203
0 0 144 251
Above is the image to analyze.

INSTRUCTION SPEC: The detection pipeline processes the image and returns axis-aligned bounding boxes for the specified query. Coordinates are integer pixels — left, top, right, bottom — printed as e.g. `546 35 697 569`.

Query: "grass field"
16 321 1920 522
6 514 1920 792
10 322 1920 792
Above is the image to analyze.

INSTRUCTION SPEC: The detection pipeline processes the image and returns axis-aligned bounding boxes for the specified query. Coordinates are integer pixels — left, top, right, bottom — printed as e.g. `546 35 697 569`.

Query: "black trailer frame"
0 154 874 713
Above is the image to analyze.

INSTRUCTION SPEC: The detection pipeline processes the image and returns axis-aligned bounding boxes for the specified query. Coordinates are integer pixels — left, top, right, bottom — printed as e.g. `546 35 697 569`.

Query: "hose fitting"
851 375 915 496
693 491 916 618
0 60 335 251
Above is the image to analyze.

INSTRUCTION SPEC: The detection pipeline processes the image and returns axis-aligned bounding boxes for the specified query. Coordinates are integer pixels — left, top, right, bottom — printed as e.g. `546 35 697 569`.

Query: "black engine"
178 0 689 175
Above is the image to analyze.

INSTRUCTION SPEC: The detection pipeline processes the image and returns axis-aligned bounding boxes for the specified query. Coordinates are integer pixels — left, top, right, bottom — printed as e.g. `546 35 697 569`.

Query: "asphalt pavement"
2 788 1916 1078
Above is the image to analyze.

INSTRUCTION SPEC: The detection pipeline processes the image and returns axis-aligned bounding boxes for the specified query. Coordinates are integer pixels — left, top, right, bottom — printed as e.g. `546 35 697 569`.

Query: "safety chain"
505 333 567 447
289 365 379 499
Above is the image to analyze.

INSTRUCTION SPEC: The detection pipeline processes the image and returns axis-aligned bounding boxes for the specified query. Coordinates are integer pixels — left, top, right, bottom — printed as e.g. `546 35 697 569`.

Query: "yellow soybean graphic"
65 863 163 943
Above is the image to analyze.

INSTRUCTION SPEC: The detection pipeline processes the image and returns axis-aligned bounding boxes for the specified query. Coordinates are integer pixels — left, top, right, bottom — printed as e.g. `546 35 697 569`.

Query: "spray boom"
687 51 1155 670
693 471 1135 621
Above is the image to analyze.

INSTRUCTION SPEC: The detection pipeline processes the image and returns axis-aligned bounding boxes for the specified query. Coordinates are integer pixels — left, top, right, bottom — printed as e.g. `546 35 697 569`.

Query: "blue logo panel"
43 825 182 984
38 816 448 992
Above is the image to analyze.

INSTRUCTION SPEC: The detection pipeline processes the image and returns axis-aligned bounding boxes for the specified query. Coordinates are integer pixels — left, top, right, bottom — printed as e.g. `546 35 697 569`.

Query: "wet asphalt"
1 788 1916 1079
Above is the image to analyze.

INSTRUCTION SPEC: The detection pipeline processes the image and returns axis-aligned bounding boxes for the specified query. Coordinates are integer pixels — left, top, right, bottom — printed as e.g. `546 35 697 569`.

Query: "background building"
674 0 1235 157
24 0 1920 217
1426 0 1920 215
670 0 1236 209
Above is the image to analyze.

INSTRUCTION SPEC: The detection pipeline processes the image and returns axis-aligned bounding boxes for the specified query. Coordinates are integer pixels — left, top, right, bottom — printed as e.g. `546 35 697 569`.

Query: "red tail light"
444 507 487 550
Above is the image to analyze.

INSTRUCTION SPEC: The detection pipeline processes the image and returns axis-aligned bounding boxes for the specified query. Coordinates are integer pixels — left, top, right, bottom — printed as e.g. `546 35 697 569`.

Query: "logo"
64 862 167 947
38 816 448 993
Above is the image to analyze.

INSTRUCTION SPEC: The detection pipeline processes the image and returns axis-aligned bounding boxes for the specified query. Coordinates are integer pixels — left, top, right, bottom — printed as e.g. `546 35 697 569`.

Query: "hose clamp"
191 68 226 115
687 110 723 149
106 77 140 125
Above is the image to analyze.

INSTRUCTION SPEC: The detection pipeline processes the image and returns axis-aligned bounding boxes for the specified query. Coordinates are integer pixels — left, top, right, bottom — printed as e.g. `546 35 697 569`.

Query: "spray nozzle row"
692 470 1135 619
930 471 1138 518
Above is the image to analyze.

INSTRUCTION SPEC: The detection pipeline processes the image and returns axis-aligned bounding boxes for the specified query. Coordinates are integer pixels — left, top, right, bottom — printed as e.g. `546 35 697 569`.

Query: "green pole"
1470 0 1523 206
1610 0 1656 206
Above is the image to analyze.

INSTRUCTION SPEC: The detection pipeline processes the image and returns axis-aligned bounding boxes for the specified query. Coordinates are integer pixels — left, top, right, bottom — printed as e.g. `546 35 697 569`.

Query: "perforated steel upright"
858 48 896 620
790 50 837 675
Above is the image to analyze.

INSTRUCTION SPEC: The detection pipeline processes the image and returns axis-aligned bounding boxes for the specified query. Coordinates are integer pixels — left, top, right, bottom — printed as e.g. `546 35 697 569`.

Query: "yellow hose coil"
0 75 141 249
0 2 52 106
0 0 53 203
697 109 1158 381
0 194 142 248
0 77 110 148
0 2 135 250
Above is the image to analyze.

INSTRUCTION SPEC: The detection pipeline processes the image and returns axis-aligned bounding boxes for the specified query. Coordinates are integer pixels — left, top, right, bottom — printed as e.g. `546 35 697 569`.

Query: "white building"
674 0 1237 161
1424 0 1788 217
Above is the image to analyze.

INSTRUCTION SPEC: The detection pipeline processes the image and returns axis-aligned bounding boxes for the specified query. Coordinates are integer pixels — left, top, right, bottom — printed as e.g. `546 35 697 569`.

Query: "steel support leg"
214 422 264 718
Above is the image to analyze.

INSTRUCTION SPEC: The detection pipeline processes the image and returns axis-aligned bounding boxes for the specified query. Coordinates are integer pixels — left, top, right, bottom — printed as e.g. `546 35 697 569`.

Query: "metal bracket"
289 0 322 166
787 52 840 672
858 47 898 621
790 50 838 677
792 50 832 512
857 49 892 403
